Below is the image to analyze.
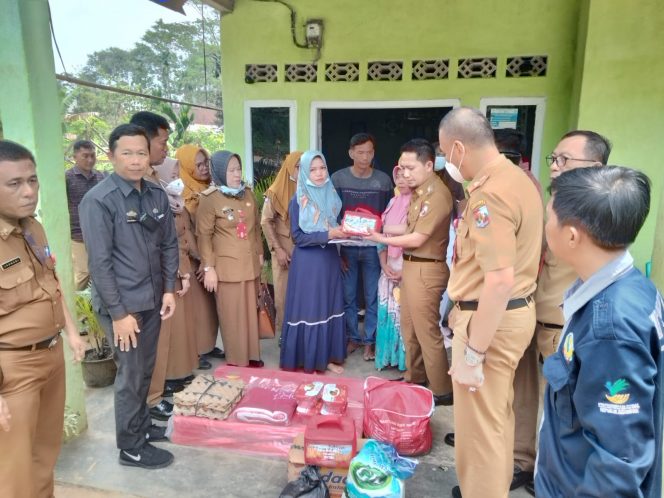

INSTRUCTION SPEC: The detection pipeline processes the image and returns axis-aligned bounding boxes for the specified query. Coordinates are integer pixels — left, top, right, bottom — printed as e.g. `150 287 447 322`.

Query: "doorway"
311 100 460 175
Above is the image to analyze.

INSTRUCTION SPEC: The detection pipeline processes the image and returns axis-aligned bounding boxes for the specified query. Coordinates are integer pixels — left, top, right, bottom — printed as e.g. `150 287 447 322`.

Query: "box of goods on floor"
170 366 435 498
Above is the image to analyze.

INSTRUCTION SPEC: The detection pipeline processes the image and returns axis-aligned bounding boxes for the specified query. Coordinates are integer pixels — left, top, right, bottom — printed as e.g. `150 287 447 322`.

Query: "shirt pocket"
0 264 36 315
454 221 470 262
543 353 575 427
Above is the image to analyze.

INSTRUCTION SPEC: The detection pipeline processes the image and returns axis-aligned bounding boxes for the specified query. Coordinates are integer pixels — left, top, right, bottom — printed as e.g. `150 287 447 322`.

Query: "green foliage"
184 127 225 153
159 103 194 148
63 406 81 439
75 290 109 359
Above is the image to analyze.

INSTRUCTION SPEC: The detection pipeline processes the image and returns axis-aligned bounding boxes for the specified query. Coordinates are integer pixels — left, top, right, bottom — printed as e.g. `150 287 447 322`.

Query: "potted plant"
76 290 117 388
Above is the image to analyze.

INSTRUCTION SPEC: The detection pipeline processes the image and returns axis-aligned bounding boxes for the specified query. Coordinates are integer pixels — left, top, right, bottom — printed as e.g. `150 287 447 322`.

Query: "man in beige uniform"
367 139 454 405
511 130 612 494
0 140 86 498
438 108 542 498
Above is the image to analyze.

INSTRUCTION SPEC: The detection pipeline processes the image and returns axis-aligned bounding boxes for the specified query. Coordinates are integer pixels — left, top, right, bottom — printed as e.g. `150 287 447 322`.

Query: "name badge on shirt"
126 210 138 223
1 257 21 270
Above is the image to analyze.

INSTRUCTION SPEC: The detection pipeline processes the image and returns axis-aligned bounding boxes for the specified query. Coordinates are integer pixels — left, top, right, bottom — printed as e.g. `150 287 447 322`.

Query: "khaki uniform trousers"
271 252 290 336
0 339 65 498
512 322 562 471
451 303 535 498
400 260 452 395
71 240 90 290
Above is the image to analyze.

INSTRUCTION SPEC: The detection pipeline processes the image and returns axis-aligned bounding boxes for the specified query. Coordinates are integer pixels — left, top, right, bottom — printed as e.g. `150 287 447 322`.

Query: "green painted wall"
0 0 87 433
221 0 580 179
575 0 664 270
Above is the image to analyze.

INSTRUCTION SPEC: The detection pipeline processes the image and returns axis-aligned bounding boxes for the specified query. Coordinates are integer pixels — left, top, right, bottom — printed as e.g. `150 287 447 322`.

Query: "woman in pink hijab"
374 166 411 371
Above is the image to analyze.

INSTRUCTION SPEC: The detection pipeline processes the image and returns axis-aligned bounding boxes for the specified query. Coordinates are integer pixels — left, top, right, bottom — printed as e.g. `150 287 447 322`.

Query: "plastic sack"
363 377 434 456
231 377 298 426
345 440 417 498
280 465 330 498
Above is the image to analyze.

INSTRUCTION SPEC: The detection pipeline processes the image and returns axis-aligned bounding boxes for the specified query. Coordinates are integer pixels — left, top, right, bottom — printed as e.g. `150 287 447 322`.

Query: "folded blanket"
174 375 244 420
232 385 297 425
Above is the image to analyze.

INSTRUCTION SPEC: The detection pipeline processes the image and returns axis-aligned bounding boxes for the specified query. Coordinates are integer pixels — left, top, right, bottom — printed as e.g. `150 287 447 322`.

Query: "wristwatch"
464 344 486 367
203 266 211 273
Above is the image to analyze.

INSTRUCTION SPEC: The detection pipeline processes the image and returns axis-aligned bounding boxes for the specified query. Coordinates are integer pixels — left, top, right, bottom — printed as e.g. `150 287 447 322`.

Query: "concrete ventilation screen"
411 59 450 80
325 62 360 82
367 61 403 81
506 56 548 77
285 63 318 82
245 64 278 83
457 57 497 79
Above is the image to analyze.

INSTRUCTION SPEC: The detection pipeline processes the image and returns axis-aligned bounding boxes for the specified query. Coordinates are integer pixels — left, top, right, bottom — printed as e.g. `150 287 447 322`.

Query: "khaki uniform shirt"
0 216 65 347
174 211 194 277
260 198 294 256
197 187 263 282
448 155 543 301
405 174 453 260
534 247 577 325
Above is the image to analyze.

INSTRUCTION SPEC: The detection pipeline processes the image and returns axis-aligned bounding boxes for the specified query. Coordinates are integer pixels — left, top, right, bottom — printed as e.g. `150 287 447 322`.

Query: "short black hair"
0 140 35 164
439 107 495 147
560 130 612 165
493 128 524 165
349 132 376 149
400 138 435 164
129 111 171 140
550 166 650 250
108 124 150 153
73 139 95 152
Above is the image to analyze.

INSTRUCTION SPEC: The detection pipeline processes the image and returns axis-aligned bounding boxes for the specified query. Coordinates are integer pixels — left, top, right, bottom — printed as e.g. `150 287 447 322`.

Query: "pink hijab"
382 166 412 259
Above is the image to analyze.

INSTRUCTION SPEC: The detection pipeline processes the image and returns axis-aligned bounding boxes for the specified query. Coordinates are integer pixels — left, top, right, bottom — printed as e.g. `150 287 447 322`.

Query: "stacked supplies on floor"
173 374 244 420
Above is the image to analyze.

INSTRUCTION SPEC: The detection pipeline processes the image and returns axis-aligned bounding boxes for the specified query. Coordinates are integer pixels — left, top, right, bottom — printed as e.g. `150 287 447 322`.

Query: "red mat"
170 366 365 458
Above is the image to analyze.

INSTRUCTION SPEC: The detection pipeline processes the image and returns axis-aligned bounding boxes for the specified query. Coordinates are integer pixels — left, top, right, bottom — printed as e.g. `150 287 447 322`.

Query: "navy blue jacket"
536 268 663 498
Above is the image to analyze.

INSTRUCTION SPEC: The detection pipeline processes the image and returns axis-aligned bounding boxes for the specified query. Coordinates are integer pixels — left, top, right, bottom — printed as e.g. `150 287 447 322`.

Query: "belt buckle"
47 335 59 349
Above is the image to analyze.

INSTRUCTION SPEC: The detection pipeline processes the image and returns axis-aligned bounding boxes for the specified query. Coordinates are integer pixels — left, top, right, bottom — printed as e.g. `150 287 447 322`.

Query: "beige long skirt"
215 278 261 367
188 256 221 354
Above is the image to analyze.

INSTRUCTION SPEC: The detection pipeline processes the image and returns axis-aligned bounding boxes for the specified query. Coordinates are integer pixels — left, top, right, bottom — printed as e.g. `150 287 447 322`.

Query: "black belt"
403 254 443 263
537 321 564 330
456 295 533 311
0 333 60 352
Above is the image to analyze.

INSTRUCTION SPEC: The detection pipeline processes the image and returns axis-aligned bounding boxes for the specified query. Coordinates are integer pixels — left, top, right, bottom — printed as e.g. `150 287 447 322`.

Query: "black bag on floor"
279 465 330 498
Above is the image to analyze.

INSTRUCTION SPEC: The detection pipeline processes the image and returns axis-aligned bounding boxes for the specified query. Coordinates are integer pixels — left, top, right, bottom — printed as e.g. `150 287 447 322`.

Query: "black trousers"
97 308 161 450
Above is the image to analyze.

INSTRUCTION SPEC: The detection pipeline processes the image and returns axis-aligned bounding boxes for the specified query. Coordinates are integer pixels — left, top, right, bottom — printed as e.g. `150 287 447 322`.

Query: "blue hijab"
296 151 342 233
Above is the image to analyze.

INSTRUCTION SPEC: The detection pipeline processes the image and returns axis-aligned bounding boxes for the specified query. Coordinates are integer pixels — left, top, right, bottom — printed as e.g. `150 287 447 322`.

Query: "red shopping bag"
363 376 435 456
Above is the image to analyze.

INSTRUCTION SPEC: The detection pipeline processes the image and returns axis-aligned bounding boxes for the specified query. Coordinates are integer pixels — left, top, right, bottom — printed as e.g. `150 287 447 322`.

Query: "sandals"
363 345 375 361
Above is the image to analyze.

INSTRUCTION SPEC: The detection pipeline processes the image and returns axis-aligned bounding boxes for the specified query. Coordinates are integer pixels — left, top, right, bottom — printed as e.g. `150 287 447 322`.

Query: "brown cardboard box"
288 433 367 498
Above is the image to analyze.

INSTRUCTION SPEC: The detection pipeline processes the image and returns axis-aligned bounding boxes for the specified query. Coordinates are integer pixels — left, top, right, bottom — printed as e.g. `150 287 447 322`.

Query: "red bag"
341 208 382 236
363 376 434 456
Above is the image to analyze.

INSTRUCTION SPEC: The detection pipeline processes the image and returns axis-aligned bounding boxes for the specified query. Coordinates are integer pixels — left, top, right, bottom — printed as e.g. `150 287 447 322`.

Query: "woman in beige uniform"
146 158 199 419
198 151 264 367
260 151 302 338
175 144 223 368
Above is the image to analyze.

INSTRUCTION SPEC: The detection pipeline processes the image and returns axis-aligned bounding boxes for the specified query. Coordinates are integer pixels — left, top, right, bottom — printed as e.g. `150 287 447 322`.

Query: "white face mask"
165 178 185 196
445 143 466 183
434 155 446 171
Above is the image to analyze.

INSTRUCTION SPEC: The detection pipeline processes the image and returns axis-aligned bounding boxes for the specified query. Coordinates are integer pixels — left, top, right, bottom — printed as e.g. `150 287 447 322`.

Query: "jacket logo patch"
472 201 490 228
563 333 574 362
598 378 640 415
1 257 21 270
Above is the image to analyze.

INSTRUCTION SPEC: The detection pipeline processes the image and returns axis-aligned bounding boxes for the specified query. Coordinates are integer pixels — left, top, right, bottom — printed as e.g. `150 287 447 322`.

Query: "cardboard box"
288 433 367 498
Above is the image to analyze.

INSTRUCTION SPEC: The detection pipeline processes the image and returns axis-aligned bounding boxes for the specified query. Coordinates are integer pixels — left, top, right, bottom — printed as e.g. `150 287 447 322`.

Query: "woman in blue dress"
280 151 347 374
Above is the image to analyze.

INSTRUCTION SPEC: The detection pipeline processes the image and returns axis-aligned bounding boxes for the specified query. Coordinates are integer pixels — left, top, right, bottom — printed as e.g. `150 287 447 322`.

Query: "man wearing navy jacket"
536 166 663 498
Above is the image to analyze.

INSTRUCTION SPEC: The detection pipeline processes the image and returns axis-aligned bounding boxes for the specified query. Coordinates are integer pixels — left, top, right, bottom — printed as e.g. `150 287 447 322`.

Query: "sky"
50 0 201 73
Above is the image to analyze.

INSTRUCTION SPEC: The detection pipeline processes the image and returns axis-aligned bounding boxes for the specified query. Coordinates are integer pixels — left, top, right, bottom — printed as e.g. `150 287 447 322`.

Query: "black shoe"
248 359 264 368
434 393 454 406
206 347 226 359
524 480 535 496
119 442 174 469
511 466 534 491
149 400 173 421
444 432 455 447
198 357 212 370
181 374 195 384
162 381 185 397
145 424 168 443
451 485 462 498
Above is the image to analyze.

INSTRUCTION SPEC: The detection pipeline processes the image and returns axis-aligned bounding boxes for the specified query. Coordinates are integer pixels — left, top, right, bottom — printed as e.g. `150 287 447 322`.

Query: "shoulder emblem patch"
419 201 430 218
472 200 490 228
201 186 217 196
598 378 640 415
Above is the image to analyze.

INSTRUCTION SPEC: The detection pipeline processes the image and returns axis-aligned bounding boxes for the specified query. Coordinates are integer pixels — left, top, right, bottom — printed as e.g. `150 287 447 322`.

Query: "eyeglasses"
546 154 596 168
